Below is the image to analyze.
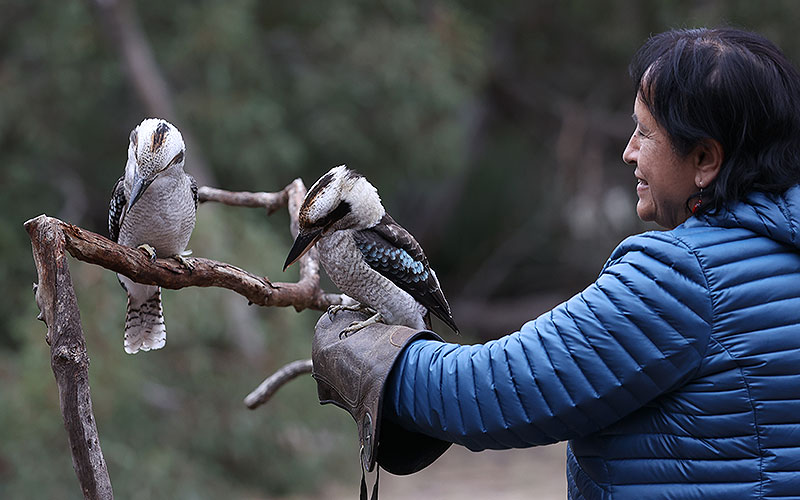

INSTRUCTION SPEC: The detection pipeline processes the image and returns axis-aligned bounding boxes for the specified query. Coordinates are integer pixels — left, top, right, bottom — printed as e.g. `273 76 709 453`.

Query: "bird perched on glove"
108 118 197 354
284 165 458 336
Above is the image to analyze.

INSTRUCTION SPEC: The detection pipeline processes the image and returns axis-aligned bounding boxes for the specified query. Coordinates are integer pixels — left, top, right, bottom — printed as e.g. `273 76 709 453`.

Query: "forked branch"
26 214 113 499
244 359 314 409
25 179 346 499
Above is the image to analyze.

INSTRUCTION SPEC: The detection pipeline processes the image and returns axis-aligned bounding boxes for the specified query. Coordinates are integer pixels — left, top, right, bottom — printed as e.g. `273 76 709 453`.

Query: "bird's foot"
339 312 384 339
137 244 157 262
327 303 376 321
171 253 195 273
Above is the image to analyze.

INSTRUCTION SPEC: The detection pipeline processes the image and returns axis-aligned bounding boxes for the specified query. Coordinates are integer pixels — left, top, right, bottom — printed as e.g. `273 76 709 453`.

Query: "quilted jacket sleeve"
384 231 715 451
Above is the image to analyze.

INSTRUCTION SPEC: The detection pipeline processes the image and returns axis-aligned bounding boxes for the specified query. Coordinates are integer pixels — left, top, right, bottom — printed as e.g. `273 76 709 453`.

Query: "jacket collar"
686 185 800 250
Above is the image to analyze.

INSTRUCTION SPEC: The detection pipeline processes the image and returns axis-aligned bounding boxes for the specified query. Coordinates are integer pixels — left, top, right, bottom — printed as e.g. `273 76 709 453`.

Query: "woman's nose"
622 135 637 165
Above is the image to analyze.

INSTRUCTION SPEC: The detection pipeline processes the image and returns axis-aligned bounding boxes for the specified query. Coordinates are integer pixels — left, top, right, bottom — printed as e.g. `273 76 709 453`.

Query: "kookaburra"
108 118 197 354
284 165 458 336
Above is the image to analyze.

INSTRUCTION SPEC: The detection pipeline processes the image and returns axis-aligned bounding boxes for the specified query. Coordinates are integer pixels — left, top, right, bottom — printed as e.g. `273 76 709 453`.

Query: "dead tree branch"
26 179 349 499
198 185 290 214
26 215 113 499
42 217 336 311
31 180 347 312
244 359 314 409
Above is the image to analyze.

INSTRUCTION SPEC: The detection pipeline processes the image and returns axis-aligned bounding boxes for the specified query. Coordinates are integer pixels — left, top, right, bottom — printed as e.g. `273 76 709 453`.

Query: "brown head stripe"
305 172 335 203
151 121 169 152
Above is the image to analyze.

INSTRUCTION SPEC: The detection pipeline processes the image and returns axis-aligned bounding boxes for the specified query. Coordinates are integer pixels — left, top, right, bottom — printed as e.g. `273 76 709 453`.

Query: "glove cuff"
312 312 451 475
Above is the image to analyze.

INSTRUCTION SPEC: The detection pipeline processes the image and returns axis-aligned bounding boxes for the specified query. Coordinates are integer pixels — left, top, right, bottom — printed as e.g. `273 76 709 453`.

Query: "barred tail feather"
124 287 167 354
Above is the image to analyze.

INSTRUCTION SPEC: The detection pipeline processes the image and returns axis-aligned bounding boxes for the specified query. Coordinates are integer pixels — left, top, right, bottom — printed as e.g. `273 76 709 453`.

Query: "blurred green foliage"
2 0 800 498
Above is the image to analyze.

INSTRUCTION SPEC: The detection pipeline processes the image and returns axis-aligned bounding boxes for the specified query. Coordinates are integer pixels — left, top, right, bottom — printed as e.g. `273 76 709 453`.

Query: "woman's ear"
694 138 724 187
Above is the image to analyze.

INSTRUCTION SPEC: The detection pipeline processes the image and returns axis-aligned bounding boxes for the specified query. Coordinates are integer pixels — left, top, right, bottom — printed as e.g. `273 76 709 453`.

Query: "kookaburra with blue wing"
284 165 458 336
108 118 197 354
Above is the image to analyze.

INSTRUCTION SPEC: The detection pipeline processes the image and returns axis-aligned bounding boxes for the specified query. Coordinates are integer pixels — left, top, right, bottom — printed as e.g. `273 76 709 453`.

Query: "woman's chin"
636 201 653 222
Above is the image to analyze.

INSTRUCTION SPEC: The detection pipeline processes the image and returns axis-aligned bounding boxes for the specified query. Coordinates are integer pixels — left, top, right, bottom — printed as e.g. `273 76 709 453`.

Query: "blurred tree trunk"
88 0 277 357
88 0 213 186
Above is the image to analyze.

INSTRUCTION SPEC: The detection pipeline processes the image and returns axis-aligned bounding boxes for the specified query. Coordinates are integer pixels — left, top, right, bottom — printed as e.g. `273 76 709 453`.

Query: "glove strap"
360 445 380 500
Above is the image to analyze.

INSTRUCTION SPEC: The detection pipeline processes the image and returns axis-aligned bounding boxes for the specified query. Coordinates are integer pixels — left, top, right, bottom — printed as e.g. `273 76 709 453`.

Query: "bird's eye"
169 151 184 167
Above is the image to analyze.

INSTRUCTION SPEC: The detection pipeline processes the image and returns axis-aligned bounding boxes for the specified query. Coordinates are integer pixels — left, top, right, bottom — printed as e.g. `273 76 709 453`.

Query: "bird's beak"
283 228 323 270
127 170 154 211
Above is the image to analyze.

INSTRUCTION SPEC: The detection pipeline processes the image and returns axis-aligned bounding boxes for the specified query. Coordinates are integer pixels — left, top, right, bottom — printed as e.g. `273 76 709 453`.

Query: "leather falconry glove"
312 309 452 480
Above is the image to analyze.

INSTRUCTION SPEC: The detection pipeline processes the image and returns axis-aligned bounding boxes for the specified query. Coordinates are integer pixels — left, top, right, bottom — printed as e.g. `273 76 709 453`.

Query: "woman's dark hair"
629 27 800 214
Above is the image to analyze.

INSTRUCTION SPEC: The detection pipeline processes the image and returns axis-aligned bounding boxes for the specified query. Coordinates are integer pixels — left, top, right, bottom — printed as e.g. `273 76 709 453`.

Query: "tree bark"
198 185 290 214
25 179 349 499
51 216 340 311
26 217 113 500
244 359 314 409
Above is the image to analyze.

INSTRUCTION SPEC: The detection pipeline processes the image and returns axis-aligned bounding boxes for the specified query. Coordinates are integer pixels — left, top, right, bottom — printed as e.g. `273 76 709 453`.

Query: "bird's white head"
284 165 385 270
124 118 186 210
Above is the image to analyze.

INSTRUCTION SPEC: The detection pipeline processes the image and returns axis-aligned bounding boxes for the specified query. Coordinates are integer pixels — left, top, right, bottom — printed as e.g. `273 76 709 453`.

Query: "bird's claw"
338 312 384 339
327 303 376 322
137 244 157 262
172 254 195 273
327 304 347 320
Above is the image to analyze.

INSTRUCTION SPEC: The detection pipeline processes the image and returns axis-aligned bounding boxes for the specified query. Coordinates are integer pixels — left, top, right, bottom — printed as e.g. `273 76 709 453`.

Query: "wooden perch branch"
45 216 339 311
26 213 113 499
30 180 348 312
198 185 289 214
244 359 314 409
25 179 351 499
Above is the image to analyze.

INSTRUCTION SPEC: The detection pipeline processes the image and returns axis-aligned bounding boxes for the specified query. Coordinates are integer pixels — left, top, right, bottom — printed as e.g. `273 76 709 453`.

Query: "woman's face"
622 95 700 229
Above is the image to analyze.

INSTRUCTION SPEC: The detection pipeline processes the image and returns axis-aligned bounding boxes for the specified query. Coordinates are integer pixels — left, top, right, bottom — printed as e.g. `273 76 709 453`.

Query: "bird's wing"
189 174 198 210
108 175 127 243
354 213 458 333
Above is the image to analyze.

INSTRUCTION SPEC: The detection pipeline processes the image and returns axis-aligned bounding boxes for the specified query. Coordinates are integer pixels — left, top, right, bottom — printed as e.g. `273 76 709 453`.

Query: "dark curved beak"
127 171 154 211
283 228 323 270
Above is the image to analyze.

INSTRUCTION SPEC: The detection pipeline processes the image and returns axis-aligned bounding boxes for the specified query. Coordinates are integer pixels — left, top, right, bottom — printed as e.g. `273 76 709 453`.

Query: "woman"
312 28 800 499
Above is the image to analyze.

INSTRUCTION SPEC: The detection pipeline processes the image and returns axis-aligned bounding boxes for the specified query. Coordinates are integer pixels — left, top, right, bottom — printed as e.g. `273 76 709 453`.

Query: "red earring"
692 186 704 214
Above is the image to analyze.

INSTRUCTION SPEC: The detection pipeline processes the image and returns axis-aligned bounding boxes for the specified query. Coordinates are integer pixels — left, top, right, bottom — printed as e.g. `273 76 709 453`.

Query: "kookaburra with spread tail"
108 118 197 354
284 165 458 336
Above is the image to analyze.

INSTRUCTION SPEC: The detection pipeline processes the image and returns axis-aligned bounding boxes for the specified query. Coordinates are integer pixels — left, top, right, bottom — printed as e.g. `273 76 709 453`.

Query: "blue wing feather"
354 214 458 333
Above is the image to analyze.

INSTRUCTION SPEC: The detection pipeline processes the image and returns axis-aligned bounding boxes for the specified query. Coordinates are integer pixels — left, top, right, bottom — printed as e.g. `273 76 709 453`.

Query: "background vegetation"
3 1 800 498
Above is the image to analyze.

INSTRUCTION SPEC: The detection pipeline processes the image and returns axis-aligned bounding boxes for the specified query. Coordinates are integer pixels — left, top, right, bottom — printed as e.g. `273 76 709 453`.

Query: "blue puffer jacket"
386 187 800 500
